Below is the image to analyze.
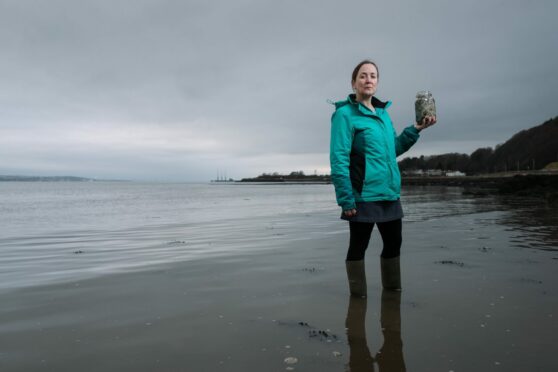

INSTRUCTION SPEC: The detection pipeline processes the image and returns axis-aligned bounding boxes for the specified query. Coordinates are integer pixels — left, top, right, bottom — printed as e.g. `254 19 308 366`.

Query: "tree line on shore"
398 116 558 175
240 171 330 182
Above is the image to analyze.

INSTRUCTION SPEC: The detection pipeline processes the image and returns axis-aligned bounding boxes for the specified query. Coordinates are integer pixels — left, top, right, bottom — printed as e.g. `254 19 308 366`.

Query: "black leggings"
346 219 402 261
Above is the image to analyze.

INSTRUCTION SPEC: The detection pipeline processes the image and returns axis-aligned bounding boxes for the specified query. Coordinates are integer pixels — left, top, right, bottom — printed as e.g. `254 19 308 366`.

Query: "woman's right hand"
415 115 437 131
343 209 357 217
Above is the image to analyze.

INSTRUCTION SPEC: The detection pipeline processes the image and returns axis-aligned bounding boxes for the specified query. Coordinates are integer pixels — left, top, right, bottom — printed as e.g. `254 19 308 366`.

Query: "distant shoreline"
0 175 95 182
402 171 558 186
0 175 129 182
217 181 332 185
234 171 558 186
4 172 556 190
230 172 558 202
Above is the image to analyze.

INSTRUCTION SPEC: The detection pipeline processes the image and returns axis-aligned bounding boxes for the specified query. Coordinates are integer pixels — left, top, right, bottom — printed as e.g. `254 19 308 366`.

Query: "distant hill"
0 175 94 182
399 116 558 174
489 117 558 172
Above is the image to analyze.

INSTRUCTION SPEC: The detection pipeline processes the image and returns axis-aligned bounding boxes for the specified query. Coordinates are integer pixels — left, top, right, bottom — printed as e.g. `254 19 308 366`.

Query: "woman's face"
352 63 378 98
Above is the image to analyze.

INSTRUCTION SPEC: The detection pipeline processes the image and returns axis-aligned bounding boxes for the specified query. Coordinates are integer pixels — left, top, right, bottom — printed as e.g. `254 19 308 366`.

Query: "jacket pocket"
363 158 387 194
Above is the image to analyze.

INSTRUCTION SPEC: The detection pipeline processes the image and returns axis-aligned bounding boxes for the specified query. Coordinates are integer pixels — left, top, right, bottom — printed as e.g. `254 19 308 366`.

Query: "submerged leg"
377 219 402 291
345 222 374 298
345 260 368 298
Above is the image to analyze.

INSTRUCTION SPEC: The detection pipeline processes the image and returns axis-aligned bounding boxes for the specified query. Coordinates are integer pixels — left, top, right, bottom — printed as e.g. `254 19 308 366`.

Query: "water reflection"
401 185 500 222
376 291 406 372
496 196 558 251
345 296 374 371
345 291 406 371
403 185 558 250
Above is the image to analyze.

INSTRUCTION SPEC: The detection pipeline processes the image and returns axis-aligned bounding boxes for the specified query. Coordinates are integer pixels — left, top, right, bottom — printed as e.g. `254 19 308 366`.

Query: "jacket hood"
333 94 391 110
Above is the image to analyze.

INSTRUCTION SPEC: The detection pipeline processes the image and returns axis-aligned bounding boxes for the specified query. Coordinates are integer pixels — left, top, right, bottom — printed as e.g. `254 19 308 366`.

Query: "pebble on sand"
284 357 298 365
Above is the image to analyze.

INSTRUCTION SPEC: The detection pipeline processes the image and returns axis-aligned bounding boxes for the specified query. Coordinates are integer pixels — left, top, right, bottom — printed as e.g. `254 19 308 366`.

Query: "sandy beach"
1 208 556 372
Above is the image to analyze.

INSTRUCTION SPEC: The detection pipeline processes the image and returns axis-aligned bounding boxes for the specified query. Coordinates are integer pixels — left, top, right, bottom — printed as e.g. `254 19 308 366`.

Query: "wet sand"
1 210 557 371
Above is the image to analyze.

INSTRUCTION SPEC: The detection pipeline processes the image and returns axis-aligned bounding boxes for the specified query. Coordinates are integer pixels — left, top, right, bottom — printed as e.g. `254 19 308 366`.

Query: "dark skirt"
340 200 403 223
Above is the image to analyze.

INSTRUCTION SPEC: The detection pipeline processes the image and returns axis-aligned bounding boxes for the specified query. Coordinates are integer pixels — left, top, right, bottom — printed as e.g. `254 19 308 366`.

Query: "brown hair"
351 60 379 83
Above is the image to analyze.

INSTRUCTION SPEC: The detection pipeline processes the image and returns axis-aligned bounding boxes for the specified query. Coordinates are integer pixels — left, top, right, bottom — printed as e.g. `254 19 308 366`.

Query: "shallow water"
0 183 557 371
1 211 556 372
0 182 555 290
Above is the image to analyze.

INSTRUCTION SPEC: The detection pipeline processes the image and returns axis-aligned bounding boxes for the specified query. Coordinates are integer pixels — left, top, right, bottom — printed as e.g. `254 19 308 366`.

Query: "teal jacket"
330 94 420 211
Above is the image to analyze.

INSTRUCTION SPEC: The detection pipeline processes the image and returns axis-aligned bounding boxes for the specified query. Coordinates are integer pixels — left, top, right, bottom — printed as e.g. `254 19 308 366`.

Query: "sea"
0 182 556 291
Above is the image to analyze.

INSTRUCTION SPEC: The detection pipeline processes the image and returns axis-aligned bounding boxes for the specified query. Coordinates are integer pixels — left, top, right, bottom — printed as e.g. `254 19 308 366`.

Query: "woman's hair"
351 60 379 82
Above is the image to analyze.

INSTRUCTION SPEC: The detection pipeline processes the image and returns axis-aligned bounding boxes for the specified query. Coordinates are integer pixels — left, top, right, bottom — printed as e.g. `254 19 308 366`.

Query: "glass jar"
415 91 436 123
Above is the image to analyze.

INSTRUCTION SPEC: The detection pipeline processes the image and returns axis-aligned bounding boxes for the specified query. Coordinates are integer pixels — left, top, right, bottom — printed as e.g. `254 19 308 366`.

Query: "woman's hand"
343 209 357 217
415 115 437 131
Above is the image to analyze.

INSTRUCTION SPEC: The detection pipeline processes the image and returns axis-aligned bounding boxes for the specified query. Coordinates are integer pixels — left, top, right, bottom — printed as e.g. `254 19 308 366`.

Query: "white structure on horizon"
446 171 466 177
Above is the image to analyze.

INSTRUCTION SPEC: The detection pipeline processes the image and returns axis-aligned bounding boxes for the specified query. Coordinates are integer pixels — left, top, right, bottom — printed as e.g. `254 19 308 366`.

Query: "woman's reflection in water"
345 290 406 371
345 296 374 370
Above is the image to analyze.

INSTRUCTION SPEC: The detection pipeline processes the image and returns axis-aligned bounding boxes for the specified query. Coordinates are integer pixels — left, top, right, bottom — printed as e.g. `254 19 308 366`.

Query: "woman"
330 60 436 297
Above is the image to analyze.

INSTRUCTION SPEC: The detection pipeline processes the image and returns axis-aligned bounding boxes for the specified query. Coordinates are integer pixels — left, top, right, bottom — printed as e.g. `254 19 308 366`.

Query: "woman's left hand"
415 116 437 131
343 208 357 217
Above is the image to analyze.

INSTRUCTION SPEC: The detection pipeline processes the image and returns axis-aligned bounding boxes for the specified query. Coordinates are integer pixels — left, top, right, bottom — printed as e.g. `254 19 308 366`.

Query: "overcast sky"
1 0 557 181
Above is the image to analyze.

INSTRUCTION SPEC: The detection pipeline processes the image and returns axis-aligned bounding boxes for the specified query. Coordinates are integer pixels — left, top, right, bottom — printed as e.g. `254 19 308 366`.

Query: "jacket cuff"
341 201 356 211
409 125 421 135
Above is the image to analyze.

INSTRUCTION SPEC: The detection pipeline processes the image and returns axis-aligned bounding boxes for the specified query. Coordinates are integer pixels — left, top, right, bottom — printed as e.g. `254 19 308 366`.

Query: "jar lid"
416 90 432 98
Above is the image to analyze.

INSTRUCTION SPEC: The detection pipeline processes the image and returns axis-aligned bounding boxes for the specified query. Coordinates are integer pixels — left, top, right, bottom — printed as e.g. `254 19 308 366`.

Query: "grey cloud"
1 0 557 180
